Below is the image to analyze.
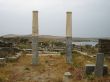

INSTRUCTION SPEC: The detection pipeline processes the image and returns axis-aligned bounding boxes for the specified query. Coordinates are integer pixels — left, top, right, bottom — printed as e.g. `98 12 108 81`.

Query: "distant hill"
12 34 99 42
1 34 110 42
21 34 66 41
1 34 20 38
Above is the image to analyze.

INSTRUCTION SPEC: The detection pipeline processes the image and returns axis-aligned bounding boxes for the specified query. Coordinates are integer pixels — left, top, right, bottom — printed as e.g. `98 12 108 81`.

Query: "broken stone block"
85 64 108 76
7 56 18 62
63 72 72 82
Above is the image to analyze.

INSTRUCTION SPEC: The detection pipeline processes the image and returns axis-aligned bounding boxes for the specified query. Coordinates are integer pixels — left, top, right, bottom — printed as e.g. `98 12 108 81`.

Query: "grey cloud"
0 0 110 37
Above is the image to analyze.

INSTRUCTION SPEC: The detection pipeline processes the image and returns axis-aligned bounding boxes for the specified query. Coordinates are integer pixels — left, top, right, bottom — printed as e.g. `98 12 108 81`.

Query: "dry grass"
0 52 109 82
0 55 69 82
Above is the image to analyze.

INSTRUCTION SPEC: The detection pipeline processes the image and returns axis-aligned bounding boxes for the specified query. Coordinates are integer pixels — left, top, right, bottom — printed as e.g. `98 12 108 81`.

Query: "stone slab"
85 64 108 76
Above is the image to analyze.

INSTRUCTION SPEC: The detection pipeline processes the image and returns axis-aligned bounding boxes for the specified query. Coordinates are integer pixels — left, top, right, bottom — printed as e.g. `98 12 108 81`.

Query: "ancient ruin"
66 12 73 64
32 11 39 65
31 11 73 64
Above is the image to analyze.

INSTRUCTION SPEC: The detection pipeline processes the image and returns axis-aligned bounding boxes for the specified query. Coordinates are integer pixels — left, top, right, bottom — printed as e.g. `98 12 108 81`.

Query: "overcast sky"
0 0 110 37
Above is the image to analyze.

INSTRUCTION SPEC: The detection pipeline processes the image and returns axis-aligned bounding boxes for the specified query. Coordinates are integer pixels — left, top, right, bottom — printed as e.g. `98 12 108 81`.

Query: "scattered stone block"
6 53 22 62
15 53 22 58
0 58 6 67
64 72 72 76
63 72 72 82
7 56 18 62
85 64 108 76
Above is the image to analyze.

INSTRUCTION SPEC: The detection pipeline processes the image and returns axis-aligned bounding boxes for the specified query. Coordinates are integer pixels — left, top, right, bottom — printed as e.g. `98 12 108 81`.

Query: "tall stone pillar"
66 12 73 64
32 11 39 65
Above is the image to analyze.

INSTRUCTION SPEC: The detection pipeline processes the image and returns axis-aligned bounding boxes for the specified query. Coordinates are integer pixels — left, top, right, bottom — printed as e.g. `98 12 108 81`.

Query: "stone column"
95 53 104 77
32 11 39 65
66 12 73 64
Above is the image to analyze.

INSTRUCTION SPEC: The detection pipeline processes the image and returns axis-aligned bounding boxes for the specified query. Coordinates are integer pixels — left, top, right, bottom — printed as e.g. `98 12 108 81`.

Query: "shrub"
86 72 95 80
24 67 30 71
60 51 65 55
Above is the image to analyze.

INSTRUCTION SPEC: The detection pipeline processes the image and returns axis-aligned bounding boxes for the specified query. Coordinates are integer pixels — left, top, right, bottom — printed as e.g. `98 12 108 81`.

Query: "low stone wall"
6 53 22 62
85 64 108 76
0 52 22 66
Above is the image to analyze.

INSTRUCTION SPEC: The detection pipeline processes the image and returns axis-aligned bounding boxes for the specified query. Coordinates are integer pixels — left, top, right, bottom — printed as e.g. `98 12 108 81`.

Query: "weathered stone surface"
32 11 38 36
7 56 18 62
66 12 72 37
85 64 95 75
98 39 110 54
66 37 73 64
66 11 73 64
64 72 72 76
95 53 105 77
0 58 6 67
15 53 22 58
32 11 39 65
32 36 39 65
0 47 20 58
63 72 72 82
85 64 108 76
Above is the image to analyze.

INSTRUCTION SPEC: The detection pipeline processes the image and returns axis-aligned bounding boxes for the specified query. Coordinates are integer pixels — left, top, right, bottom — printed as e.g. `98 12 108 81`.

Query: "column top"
66 11 72 14
32 11 38 13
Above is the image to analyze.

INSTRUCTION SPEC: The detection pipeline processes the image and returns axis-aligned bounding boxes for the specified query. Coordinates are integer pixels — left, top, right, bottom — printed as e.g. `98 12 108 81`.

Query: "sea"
72 42 98 46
